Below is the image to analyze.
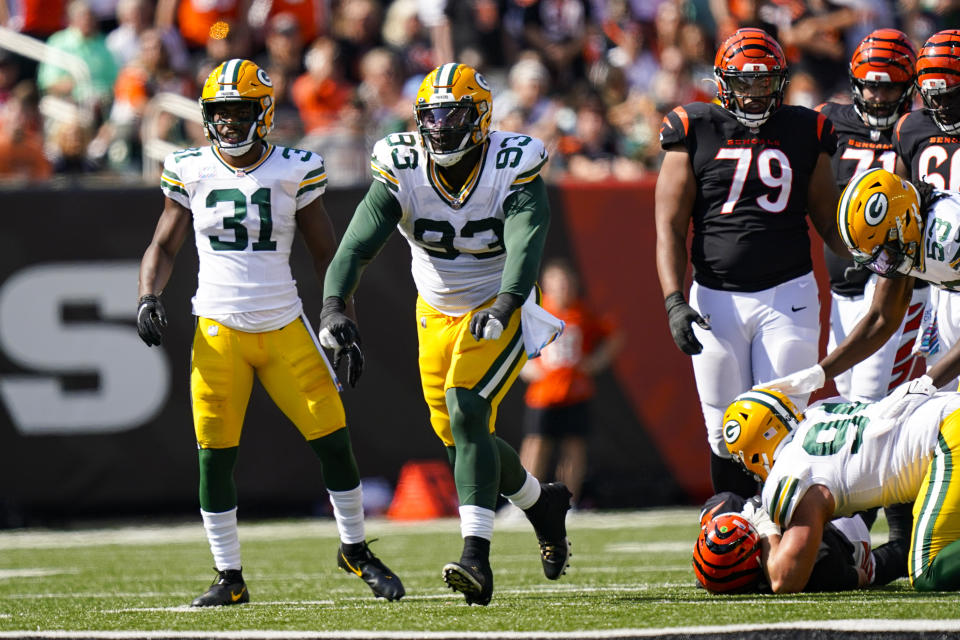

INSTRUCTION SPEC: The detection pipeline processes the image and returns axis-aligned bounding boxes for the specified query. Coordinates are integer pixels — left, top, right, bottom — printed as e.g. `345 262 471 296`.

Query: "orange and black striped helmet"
849 29 917 129
713 28 787 128
917 29 960 135
693 512 763 594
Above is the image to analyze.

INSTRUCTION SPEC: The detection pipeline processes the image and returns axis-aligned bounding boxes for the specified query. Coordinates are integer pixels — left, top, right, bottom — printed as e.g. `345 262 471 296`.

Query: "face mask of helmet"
416 104 481 166
854 237 917 276
853 80 913 129
203 100 261 156
922 84 960 135
720 72 785 127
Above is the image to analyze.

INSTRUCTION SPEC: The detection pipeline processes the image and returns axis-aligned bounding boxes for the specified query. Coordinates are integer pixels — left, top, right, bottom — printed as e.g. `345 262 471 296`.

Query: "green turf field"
2 509 959 638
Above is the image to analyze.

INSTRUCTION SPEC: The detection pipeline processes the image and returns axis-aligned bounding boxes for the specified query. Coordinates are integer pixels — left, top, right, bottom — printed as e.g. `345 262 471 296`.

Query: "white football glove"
878 374 937 421
759 364 825 395
742 497 780 540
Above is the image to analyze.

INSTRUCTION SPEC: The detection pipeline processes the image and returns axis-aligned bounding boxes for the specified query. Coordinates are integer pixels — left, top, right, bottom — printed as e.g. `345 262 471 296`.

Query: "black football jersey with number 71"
659 101 838 293
815 102 897 296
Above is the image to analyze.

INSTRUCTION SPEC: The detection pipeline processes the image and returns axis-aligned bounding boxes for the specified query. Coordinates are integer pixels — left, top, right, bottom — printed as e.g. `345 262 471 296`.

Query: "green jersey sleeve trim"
323 179 402 300
500 176 550 297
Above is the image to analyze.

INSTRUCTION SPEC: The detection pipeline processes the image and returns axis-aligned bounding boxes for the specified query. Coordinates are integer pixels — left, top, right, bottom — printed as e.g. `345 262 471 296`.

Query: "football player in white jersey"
136 58 403 606
723 387 960 592
320 62 570 606
764 169 960 414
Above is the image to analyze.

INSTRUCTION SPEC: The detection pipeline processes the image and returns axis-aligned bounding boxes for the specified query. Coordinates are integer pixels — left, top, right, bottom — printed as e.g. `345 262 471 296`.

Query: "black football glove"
319 296 363 387
664 291 711 355
136 294 167 347
333 342 364 389
469 293 523 341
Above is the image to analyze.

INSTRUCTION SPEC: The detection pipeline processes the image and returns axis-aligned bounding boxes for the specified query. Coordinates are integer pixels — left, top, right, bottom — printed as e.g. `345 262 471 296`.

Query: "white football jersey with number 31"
370 130 548 316
160 144 327 329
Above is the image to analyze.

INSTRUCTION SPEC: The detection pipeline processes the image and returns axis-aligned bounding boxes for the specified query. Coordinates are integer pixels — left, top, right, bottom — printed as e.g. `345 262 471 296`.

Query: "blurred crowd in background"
0 0 957 185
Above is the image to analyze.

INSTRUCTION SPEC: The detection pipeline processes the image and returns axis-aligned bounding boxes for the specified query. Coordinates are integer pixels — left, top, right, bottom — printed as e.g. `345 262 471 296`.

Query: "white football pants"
828 274 926 402
924 288 960 392
690 272 819 457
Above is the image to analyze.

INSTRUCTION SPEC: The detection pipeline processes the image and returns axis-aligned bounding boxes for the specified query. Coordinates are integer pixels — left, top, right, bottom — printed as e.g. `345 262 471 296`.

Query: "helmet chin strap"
431 149 470 166
220 141 256 157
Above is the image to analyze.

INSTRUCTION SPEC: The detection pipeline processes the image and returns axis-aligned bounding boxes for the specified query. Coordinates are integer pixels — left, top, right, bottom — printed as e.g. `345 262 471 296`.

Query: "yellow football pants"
910 408 960 588
416 295 527 447
191 316 345 449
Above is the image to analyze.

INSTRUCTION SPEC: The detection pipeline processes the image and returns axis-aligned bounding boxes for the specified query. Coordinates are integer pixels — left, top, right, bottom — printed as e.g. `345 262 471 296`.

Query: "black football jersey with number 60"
894 110 960 191
660 102 838 292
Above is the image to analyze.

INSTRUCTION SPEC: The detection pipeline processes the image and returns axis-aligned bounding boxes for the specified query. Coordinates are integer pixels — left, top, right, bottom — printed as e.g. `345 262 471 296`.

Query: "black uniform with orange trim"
659 101 838 292
894 110 960 190
817 102 897 296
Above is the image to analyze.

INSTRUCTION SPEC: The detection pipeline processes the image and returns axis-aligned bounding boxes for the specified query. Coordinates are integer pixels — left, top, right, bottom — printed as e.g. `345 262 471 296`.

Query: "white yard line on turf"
3 619 960 638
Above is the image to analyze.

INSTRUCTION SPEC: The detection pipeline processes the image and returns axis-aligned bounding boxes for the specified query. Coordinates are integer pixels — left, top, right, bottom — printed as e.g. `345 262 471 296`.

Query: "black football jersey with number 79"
659 101 838 293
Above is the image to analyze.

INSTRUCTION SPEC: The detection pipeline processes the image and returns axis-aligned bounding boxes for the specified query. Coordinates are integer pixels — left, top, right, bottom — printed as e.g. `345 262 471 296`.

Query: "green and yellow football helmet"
200 58 275 155
414 62 492 166
837 168 923 276
722 388 803 481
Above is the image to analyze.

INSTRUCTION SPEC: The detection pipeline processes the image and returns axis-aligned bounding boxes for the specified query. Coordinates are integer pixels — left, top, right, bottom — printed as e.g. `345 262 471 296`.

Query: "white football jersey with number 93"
370 130 548 316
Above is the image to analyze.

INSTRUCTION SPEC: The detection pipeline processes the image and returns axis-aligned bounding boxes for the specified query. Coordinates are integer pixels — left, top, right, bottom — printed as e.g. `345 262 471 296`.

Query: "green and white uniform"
161 143 327 331
323 130 552 514
763 393 960 589
326 130 549 310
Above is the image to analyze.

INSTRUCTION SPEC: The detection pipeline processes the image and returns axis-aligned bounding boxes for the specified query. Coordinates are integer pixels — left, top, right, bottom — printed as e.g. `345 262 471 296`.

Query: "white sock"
200 507 241 571
329 485 365 544
459 505 495 541
504 471 541 510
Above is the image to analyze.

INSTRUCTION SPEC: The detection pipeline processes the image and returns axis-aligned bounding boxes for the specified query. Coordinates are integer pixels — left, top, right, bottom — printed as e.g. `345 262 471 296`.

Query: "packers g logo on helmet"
414 63 493 166
837 168 923 277
722 420 742 445
722 388 802 481
200 59 275 155
864 192 889 225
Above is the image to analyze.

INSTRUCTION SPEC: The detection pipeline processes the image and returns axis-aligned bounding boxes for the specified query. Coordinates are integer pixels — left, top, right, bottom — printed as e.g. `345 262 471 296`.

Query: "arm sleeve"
500 176 550 298
323 179 402 300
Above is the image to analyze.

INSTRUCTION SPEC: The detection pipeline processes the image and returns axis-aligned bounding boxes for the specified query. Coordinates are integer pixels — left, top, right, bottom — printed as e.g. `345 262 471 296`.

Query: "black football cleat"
337 540 405 601
525 482 573 580
442 559 493 606
191 568 249 607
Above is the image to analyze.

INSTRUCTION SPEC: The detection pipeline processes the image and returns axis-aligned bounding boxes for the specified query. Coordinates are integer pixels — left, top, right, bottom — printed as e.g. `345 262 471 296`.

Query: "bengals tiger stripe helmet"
414 62 493 166
722 388 802 481
714 28 788 129
849 29 917 129
693 512 763 594
917 30 960 135
200 59 275 155
837 168 923 277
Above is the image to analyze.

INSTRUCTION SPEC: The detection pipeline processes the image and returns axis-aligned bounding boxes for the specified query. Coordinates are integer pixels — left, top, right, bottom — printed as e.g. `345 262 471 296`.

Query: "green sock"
495 436 526 495
446 387 499 509
198 447 238 513
308 428 361 492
